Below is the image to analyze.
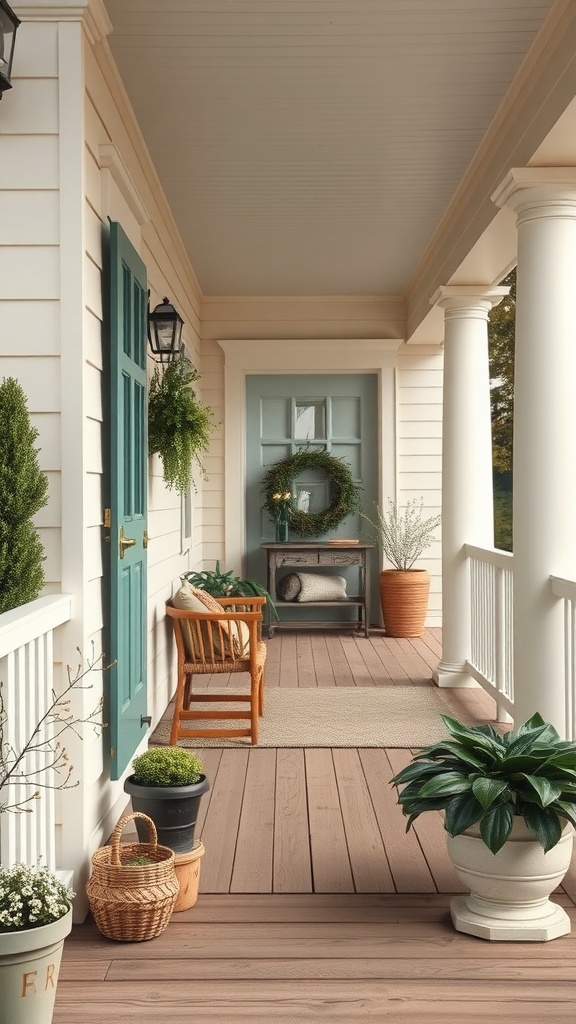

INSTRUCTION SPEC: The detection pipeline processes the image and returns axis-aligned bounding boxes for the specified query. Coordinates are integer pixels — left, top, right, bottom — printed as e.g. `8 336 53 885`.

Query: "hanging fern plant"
148 357 215 496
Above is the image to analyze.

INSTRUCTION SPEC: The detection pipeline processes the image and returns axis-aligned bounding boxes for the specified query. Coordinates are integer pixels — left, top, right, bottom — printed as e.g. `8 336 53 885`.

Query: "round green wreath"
262 449 360 538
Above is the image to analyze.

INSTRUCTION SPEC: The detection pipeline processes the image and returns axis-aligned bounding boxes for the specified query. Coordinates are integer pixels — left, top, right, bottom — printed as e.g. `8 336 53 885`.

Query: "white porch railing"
0 594 73 870
464 544 514 721
550 576 576 741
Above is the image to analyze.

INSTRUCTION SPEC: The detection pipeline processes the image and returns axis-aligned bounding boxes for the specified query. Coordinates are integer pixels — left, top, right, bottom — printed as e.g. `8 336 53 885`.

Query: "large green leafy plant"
0 377 49 613
182 561 278 620
148 357 215 496
392 713 576 854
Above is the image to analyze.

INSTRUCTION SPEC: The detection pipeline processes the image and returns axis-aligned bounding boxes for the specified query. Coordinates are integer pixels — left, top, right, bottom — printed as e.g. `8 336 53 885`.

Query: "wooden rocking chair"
165 596 267 745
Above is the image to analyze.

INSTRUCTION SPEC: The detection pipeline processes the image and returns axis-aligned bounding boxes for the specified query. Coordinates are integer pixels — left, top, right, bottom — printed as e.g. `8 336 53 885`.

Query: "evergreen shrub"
0 378 48 614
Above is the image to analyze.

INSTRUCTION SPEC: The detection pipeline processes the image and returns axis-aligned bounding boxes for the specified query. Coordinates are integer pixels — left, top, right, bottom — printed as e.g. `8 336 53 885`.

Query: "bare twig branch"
0 649 112 814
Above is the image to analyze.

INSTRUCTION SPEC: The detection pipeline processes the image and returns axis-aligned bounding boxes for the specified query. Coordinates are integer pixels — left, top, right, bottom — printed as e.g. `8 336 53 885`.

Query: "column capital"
493 168 576 219
14 0 112 43
431 285 509 320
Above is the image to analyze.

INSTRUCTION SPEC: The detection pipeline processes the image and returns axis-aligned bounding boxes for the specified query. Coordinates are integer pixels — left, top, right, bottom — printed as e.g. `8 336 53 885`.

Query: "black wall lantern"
147 295 184 363
0 0 20 98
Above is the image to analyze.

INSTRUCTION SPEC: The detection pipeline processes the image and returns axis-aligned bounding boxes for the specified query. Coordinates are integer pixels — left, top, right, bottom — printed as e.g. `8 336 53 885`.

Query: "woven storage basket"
86 811 179 942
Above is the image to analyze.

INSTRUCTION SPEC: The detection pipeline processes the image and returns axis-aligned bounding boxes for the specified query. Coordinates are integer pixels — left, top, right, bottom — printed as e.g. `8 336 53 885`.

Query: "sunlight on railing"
0 594 72 869
550 576 576 741
464 545 514 721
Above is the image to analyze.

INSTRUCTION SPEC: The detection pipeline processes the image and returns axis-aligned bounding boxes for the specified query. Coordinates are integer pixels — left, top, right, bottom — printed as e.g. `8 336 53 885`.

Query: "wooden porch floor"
56 630 576 1022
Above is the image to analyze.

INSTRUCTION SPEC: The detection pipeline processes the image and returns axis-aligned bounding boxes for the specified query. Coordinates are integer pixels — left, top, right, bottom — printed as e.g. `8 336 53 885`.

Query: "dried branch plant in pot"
362 498 440 637
392 713 576 941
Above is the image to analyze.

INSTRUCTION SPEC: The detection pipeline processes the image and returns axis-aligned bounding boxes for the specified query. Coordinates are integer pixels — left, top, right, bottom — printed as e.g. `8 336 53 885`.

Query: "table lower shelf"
268 599 368 638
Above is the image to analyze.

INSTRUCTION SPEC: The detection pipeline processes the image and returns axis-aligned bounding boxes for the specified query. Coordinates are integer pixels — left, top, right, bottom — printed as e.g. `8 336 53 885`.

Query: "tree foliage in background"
489 269 516 474
489 269 515 551
0 378 48 614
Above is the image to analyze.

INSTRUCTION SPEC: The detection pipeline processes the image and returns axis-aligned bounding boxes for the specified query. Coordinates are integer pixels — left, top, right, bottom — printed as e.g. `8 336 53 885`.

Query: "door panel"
246 374 379 624
108 221 148 781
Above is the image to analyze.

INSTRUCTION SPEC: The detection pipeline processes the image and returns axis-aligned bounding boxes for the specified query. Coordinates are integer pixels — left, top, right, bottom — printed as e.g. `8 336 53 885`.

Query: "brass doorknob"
119 526 137 559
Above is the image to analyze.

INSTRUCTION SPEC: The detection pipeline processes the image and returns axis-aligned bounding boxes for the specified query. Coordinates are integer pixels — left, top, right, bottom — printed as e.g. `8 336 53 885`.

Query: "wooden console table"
262 542 373 638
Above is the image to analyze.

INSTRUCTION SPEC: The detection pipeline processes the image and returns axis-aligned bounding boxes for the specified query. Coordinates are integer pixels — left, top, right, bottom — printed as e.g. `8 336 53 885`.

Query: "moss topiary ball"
131 747 204 786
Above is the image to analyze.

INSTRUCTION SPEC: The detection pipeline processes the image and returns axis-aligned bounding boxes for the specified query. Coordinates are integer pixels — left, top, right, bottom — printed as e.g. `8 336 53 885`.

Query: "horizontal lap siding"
0 22 62 593
396 352 444 624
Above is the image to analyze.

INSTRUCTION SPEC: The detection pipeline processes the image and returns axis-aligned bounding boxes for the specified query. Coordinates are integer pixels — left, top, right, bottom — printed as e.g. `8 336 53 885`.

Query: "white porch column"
493 169 576 735
431 286 508 687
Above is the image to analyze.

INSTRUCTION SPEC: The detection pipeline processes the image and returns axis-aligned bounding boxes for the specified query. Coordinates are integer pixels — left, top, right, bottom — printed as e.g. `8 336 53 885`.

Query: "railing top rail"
550 575 576 601
0 594 73 658
464 544 514 572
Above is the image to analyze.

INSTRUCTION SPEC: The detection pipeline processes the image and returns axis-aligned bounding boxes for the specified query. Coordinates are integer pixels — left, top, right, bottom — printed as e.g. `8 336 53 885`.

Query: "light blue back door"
108 222 148 780
245 374 379 624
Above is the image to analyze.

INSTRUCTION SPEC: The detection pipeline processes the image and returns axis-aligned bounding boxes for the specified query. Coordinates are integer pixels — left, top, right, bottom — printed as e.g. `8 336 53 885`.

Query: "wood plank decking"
55 630 576 1023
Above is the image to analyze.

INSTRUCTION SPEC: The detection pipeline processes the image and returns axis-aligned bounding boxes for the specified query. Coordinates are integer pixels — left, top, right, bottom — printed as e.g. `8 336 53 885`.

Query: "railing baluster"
464 544 514 718
0 595 72 869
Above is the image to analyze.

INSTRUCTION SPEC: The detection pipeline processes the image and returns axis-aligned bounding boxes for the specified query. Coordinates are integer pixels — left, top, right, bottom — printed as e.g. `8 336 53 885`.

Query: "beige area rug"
150 687 450 749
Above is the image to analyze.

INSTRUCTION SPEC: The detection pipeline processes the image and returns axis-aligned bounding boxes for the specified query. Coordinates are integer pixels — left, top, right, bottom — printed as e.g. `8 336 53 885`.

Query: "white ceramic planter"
0 907 72 1023
447 819 573 941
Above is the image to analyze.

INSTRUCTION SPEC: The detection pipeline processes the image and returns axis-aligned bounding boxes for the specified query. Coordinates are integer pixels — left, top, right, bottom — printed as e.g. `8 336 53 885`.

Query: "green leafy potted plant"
361 497 440 637
182 561 279 622
148 356 215 496
392 713 576 940
123 747 209 854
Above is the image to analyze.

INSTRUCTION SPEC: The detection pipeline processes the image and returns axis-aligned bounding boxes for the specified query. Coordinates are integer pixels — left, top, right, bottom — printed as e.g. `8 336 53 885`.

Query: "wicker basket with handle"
86 811 179 941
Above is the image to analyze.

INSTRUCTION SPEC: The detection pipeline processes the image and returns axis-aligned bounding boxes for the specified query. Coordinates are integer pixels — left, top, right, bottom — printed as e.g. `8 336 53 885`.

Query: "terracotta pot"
173 841 205 912
378 569 430 637
447 818 573 941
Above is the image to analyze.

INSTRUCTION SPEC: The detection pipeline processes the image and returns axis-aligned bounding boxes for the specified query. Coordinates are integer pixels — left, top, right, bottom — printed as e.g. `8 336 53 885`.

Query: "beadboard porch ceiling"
103 0 555 297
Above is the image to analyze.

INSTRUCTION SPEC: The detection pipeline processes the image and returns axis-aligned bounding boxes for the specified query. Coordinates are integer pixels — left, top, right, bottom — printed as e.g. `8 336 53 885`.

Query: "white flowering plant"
0 862 74 932
362 498 441 571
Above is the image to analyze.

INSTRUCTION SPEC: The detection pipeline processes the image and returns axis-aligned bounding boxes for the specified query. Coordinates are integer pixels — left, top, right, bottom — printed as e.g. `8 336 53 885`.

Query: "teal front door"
245 374 379 624
108 222 148 781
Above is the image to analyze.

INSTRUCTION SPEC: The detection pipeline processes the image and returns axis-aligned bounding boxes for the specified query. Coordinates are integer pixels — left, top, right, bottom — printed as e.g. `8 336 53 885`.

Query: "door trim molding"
217 338 401 573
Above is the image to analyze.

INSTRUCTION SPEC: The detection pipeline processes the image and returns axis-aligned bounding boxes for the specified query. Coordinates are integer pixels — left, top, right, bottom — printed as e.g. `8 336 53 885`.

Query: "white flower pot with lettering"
0 907 72 1023
448 820 573 941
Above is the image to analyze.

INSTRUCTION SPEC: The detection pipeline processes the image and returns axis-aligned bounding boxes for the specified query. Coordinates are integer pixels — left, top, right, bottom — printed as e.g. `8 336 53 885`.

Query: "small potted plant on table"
392 712 576 941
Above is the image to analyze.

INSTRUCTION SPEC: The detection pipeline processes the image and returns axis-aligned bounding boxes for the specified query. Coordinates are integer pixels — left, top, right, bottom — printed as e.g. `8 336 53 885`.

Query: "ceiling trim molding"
217 337 401 371
15 0 112 42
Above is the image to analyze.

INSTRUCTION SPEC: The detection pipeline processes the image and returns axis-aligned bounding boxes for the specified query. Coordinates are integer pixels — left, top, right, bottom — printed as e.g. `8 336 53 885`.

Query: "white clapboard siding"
396 350 444 624
0 191 59 245
0 248 59 301
0 136 59 189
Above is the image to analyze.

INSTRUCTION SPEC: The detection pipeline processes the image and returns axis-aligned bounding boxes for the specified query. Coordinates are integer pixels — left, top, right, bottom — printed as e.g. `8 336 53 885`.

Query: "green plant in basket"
392 713 576 854
131 747 204 787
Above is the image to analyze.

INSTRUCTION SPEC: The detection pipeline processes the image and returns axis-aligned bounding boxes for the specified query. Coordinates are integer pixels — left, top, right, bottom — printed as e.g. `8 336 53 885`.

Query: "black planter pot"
123 773 210 854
